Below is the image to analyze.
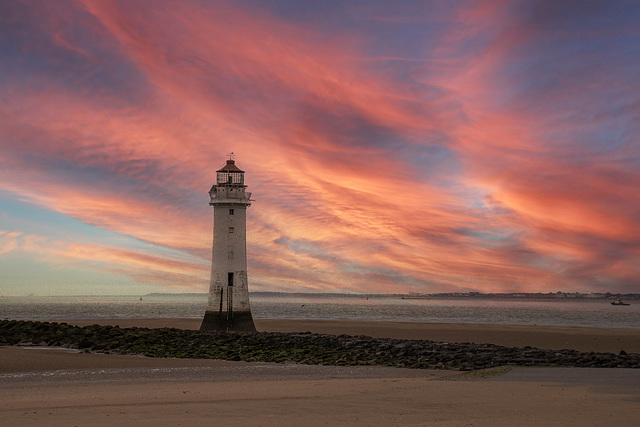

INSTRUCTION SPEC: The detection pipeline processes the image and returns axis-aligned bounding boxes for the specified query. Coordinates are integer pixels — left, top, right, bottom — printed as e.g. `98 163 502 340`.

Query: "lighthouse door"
227 272 234 324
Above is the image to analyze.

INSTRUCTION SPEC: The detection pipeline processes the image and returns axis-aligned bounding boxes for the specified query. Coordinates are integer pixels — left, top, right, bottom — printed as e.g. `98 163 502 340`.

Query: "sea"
1 293 638 329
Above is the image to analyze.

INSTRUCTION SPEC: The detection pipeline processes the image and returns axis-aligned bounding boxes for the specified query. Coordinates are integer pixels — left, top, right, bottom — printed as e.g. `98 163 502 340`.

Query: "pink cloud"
0 229 208 289
1 0 639 294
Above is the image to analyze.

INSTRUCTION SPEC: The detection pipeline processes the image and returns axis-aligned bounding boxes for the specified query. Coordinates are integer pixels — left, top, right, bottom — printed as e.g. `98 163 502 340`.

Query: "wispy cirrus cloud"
1 0 639 294
0 229 207 289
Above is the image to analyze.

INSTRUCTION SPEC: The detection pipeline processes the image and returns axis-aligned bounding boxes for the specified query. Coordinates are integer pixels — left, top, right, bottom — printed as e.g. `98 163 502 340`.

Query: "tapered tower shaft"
200 158 256 332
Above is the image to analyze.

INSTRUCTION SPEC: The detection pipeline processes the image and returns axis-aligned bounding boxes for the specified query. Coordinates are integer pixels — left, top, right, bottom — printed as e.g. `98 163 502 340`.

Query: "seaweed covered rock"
1 319 639 370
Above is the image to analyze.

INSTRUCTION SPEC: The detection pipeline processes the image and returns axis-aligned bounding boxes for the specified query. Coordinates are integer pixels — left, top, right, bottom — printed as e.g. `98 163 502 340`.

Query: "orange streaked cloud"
0 229 208 289
1 0 639 294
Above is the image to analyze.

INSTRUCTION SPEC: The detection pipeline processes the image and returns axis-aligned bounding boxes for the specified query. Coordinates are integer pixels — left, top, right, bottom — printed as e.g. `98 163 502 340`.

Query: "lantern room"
216 159 245 186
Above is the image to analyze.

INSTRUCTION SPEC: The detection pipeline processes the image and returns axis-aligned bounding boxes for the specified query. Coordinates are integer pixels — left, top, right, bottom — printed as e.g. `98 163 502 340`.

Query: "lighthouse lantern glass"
217 171 244 185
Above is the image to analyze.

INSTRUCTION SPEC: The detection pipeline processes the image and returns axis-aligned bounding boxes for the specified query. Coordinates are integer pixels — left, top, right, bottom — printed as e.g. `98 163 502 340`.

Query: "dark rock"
1 319 639 371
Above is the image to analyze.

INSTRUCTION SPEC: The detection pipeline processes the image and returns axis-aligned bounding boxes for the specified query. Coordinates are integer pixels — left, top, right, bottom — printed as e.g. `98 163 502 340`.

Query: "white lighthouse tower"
200 156 256 332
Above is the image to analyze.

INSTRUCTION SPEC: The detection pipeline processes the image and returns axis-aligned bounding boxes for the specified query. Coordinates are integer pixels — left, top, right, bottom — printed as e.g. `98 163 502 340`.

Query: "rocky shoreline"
1 320 638 370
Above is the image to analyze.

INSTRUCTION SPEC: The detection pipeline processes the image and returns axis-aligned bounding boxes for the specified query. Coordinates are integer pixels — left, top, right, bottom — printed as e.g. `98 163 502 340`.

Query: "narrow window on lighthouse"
229 227 234 233
228 272 234 287
229 209 234 215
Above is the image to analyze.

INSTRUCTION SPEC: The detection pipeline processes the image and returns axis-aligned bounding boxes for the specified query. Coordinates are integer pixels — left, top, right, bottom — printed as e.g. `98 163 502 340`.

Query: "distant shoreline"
4 292 638 300
144 291 640 300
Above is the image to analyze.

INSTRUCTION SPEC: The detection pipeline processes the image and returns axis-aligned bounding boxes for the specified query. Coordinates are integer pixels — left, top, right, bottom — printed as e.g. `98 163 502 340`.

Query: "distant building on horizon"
200 157 256 332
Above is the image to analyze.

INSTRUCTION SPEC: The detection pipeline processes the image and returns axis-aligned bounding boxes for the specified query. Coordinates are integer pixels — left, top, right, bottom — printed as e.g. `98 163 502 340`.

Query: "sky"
1 0 639 296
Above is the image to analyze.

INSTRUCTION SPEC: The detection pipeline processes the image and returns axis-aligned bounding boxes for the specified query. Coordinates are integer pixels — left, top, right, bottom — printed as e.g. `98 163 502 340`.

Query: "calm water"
1 294 638 329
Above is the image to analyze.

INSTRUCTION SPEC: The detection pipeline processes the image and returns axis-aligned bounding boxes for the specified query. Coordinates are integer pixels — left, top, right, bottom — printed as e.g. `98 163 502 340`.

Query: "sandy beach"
2 319 639 426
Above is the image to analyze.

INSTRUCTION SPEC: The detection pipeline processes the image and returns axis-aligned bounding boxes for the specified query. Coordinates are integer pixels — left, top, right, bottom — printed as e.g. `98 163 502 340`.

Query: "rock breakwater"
1 320 638 370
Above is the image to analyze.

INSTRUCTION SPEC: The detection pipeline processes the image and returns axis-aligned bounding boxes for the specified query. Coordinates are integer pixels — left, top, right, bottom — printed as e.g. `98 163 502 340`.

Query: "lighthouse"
200 156 256 332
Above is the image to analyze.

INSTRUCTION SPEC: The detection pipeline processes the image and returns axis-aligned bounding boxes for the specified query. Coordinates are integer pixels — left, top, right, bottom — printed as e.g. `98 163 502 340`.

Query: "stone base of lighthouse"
200 310 256 332
200 269 256 332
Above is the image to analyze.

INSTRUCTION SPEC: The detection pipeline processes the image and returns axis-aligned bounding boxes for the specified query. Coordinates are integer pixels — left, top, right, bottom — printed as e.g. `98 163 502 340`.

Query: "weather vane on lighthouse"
200 155 256 332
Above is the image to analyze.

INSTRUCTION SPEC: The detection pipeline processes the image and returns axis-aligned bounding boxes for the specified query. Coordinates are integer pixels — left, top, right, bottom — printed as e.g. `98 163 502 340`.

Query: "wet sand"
2 319 639 426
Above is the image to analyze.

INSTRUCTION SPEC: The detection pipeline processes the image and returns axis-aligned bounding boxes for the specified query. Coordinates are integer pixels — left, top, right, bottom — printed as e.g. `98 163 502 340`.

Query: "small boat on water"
611 299 630 306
